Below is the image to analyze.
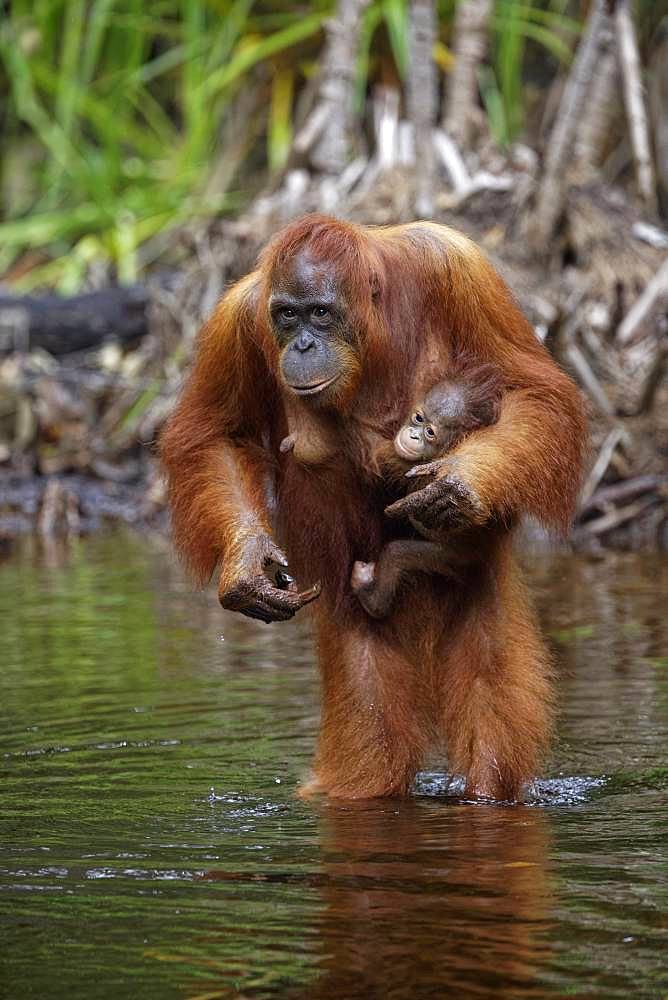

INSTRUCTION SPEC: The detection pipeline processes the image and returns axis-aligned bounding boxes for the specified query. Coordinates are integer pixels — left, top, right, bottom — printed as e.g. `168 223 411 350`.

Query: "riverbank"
1 177 667 550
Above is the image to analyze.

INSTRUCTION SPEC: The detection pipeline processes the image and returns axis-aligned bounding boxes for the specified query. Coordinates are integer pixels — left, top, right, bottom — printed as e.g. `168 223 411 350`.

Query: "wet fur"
160 214 587 800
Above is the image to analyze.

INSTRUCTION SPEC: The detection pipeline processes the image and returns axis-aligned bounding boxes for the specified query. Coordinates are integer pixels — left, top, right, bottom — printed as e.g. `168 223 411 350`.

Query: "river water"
0 532 666 999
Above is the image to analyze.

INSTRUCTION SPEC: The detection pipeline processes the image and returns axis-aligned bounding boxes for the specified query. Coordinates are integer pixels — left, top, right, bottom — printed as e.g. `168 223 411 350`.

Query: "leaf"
549 625 596 644
433 41 454 73
201 15 325 99
382 0 409 78
268 66 295 172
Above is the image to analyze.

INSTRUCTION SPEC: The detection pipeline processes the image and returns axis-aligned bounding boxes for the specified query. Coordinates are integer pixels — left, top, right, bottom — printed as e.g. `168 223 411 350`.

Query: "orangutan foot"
351 561 391 619
351 560 376 593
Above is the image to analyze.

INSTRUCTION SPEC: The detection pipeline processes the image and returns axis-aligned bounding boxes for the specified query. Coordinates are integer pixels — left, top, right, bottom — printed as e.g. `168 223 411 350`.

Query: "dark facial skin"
269 254 355 400
394 383 469 462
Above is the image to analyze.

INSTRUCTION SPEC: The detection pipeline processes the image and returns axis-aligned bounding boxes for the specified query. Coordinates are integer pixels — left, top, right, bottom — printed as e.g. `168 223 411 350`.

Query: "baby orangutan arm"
160 277 320 623
385 471 488 533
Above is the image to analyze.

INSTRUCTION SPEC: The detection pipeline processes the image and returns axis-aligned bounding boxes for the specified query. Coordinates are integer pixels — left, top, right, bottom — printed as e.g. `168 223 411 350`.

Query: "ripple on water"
414 772 610 806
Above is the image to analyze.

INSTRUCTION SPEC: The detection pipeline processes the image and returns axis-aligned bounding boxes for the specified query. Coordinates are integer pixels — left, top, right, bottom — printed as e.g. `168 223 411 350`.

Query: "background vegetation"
1 0 662 291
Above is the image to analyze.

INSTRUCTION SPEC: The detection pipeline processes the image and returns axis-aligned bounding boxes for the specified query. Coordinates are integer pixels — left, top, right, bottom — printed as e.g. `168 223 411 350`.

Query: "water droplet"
217 633 225 643
275 777 281 784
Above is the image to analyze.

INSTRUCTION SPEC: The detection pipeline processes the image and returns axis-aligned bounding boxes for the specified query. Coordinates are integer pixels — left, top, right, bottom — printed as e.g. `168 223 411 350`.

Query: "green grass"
0 0 328 289
0 0 591 291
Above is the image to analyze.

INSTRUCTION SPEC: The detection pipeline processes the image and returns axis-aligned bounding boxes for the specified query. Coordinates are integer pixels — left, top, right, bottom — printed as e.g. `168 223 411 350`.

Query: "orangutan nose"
295 332 315 352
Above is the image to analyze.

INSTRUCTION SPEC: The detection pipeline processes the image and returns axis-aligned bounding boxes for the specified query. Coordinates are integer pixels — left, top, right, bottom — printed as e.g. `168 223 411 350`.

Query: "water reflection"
306 801 552 1000
196 801 553 1000
0 533 665 999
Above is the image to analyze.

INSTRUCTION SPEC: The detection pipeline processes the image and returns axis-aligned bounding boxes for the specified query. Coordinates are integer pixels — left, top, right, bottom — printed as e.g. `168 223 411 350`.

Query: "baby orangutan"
352 364 504 618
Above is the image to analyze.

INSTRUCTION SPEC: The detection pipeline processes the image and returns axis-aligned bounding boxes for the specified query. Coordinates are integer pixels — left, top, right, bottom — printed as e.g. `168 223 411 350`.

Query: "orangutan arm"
160 275 319 622
387 360 586 535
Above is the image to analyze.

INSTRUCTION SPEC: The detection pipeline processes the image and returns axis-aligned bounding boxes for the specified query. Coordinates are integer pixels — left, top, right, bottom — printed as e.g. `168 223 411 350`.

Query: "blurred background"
0 0 666 547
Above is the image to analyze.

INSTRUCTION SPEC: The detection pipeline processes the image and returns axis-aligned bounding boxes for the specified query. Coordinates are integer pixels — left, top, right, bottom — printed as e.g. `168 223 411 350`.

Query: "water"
0 533 666 999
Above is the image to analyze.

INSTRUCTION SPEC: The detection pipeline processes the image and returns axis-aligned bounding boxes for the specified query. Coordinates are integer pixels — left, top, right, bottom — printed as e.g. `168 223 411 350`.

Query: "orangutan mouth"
289 375 339 396
394 434 423 461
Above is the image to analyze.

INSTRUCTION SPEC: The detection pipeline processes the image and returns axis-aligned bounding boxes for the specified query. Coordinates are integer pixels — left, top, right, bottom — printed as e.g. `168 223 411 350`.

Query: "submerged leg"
302 614 437 798
442 552 554 800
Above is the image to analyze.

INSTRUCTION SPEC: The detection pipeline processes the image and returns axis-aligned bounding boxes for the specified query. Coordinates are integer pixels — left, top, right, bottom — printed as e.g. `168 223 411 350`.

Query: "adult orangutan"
160 214 586 801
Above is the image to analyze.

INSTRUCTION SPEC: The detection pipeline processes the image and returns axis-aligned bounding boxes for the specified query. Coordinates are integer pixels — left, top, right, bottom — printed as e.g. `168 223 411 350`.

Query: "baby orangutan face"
393 372 501 464
394 386 467 461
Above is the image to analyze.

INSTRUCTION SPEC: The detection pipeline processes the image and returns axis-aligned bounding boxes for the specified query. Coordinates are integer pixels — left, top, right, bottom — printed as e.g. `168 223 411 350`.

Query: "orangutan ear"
370 271 381 301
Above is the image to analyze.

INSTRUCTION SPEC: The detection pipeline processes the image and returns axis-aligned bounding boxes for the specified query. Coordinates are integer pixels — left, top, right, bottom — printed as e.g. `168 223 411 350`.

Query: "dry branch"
530 0 610 249
408 0 438 216
632 221 668 250
648 29 668 208
614 0 657 212
374 86 401 170
580 494 660 536
310 0 371 174
565 338 615 416
582 474 667 513
580 427 626 504
634 343 667 415
574 25 618 173
444 0 492 148
616 258 668 344
432 128 471 196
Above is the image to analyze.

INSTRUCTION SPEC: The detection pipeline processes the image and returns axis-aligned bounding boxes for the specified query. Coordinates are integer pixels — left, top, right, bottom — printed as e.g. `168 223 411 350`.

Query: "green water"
0 533 666 999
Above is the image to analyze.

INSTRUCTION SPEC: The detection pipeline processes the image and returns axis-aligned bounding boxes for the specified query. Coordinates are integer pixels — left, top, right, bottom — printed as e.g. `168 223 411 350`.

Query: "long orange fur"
160 215 587 800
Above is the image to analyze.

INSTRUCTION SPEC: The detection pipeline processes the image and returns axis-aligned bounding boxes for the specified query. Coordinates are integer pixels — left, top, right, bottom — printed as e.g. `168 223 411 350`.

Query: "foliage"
0 0 327 289
482 0 581 145
0 0 587 290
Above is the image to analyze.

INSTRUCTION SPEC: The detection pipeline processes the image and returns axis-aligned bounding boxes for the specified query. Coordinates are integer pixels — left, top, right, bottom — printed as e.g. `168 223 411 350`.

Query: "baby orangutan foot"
351 560 376 593
351 561 388 619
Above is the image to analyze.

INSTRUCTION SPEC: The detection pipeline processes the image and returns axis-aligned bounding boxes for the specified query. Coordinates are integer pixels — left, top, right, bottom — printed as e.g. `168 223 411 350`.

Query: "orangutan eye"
312 306 330 319
280 307 296 320
414 412 424 423
426 427 435 439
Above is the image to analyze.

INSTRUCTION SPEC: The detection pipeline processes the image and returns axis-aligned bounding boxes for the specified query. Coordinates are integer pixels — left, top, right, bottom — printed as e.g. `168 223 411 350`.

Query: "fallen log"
578 494 661 536
581 474 667 514
0 286 148 356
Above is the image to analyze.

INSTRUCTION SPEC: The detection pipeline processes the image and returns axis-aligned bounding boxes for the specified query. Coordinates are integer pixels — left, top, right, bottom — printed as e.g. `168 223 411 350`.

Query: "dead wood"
443 0 492 148
408 0 438 216
0 287 148 357
530 0 611 250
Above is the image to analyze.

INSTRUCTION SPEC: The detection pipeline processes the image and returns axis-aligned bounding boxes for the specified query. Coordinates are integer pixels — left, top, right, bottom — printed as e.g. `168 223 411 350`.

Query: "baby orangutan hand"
404 458 449 480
